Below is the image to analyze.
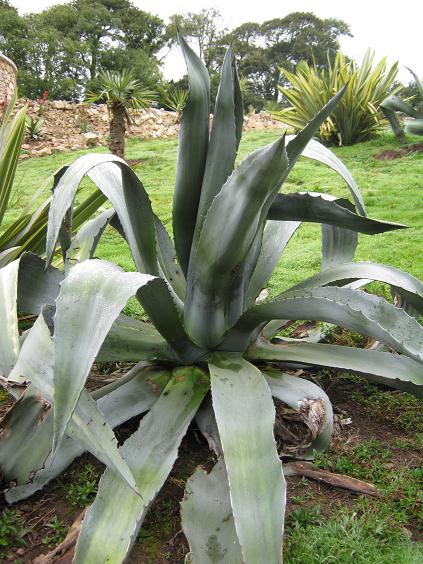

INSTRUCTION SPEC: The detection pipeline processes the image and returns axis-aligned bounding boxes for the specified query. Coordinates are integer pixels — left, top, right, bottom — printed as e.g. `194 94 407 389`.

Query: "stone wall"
15 98 285 159
0 53 17 105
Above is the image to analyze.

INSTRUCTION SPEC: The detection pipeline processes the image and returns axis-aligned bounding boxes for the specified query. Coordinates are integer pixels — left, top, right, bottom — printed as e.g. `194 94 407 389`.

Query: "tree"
86 69 155 158
0 0 165 101
166 8 225 71
227 12 352 103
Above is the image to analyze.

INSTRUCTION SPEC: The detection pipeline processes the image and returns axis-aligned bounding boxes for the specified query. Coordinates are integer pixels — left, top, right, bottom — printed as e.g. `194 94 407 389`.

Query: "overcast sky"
10 0 423 83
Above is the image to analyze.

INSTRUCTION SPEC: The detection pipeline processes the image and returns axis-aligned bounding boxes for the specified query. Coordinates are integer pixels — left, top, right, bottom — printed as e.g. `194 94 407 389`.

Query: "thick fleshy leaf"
181 459 243 564
0 106 26 226
263 368 333 459
74 367 209 563
193 48 239 244
52 260 157 455
97 313 172 362
136 278 205 363
246 220 300 306
17 253 63 315
249 340 423 396
286 136 366 215
172 35 210 275
154 215 186 301
185 136 288 348
46 154 158 275
289 261 423 314
380 97 407 141
267 192 405 233
65 208 115 265
0 260 20 375
209 354 285 563
321 223 357 270
2 312 139 492
225 286 423 362
0 247 20 267
5 364 171 503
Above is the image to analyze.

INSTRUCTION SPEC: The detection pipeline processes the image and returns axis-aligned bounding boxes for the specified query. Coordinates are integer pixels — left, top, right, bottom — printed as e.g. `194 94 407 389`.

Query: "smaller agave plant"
0 38 422 563
381 68 423 141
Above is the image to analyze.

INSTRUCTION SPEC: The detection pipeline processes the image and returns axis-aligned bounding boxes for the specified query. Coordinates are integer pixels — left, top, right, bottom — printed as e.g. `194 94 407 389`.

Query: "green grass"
11 131 423 295
285 505 423 563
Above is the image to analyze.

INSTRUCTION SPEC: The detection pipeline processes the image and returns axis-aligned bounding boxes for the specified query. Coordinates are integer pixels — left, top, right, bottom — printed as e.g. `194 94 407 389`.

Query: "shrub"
0 38 422 563
0 92 106 267
274 51 400 146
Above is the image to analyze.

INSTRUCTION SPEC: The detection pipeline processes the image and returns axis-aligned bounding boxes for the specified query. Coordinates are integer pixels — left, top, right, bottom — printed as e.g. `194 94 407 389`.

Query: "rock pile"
15 99 285 159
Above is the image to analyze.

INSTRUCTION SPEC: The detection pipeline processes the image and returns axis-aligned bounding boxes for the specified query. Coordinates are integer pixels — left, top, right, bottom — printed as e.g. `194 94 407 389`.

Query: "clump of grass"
284 507 423 563
64 464 101 507
352 386 423 433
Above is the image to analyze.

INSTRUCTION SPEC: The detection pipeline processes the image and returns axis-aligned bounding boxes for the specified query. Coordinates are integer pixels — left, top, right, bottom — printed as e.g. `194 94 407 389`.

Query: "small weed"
0 509 30 549
0 388 8 404
42 516 67 548
286 506 321 532
290 491 314 504
65 464 100 507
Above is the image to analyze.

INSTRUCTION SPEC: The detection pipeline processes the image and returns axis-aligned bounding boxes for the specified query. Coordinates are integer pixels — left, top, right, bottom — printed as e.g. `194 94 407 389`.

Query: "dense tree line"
0 0 164 99
0 1 351 107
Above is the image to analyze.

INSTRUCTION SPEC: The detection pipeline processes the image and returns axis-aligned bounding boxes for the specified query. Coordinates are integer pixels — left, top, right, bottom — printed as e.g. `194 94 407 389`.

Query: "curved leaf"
267 192 405 233
172 35 210 275
65 208 115 265
286 136 366 215
249 340 423 396
52 259 157 455
74 367 209 563
154 215 186 301
288 261 423 314
209 354 285 563
263 368 333 459
226 286 423 362
46 154 158 274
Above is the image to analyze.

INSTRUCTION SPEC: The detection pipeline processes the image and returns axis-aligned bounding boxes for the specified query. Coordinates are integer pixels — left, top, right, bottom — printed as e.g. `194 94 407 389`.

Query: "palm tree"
86 70 156 159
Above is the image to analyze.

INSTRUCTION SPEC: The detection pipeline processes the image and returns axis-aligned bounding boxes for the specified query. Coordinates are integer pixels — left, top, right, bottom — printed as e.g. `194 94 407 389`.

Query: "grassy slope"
12 130 423 296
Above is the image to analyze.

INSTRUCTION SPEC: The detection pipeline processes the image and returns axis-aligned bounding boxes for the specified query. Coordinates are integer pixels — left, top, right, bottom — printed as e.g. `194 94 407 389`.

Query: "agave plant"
275 51 400 146
1 38 422 563
0 92 107 268
381 68 423 141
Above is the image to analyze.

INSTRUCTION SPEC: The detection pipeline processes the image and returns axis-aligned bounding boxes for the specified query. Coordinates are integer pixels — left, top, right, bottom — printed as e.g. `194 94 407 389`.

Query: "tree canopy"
0 3 351 106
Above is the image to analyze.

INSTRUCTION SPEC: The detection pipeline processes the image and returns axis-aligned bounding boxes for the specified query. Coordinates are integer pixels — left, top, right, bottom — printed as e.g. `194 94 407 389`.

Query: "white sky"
10 0 423 84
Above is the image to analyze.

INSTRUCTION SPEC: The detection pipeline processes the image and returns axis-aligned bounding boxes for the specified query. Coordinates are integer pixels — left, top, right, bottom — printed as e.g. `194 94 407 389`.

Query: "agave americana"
0 38 422 563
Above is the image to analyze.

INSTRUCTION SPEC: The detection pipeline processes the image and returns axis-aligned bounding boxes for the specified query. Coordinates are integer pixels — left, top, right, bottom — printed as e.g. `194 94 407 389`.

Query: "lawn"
1 130 422 562
12 130 423 293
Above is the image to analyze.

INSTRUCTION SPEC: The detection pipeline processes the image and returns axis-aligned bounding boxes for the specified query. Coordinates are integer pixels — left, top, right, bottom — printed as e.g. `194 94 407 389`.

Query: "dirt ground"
0 366 421 563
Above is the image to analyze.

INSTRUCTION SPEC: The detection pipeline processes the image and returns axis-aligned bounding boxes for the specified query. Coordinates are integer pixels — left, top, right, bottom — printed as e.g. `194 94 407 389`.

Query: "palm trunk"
109 103 126 159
